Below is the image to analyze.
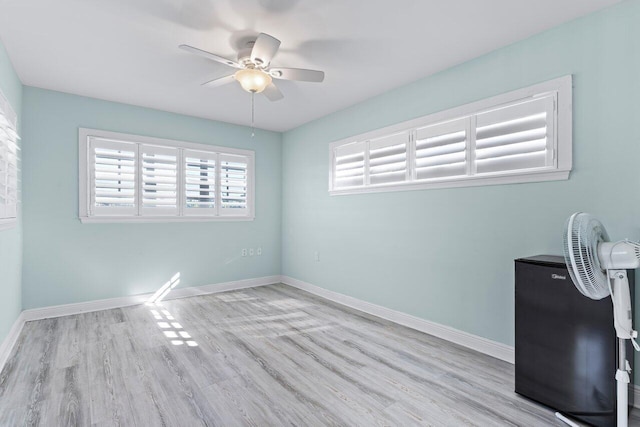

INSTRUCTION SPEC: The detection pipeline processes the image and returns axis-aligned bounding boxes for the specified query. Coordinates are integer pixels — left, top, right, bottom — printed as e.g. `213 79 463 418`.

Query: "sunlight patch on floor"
218 296 333 338
146 272 198 347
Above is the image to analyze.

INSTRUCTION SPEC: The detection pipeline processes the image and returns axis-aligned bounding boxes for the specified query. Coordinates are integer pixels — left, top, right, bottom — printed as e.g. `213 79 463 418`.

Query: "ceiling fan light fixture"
234 68 272 93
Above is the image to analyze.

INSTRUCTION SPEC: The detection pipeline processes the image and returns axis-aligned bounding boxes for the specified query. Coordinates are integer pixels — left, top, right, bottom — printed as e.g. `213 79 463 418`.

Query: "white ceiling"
0 0 620 132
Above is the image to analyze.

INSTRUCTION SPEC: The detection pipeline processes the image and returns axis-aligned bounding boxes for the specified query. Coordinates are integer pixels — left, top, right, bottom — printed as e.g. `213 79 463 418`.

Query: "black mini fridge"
515 255 634 427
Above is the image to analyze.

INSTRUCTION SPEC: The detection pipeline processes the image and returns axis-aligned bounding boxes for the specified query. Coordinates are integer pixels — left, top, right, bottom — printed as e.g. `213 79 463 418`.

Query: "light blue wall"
22 87 282 309
0 40 22 341
282 1 640 347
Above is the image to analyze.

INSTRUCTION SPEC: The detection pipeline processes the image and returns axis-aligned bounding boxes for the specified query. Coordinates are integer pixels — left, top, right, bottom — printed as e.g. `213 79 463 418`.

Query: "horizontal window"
79 129 254 223
329 76 572 195
0 90 20 231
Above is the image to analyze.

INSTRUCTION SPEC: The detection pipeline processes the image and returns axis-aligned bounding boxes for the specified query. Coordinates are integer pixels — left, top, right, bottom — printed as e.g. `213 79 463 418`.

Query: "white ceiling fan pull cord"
251 92 255 138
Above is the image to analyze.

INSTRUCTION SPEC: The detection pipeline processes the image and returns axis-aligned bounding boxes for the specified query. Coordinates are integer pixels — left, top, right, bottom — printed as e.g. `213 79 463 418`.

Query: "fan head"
564 212 611 300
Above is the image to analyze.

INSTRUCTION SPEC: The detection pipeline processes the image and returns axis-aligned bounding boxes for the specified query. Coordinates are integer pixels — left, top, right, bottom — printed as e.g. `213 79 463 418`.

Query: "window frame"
329 75 572 195
79 128 255 223
0 89 19 231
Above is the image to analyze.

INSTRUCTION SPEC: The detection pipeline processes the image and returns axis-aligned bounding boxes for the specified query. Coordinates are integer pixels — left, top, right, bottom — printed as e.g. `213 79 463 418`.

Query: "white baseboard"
167 275 281 300
0 312 26 372
21 275 280 322
280 275 515 364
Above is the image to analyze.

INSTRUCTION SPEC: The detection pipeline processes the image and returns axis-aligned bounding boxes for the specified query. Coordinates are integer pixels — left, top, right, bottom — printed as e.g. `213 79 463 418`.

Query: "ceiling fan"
179 33 325 101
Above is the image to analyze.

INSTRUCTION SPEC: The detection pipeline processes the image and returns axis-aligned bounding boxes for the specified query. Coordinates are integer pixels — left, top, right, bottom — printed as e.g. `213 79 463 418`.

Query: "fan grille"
563 212 610 300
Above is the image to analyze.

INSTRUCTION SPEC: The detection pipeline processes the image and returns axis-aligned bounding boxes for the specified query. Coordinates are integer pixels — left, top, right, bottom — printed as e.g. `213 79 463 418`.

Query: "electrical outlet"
249 248 254 256
241 248 247 257
314 251 320 262
257 247 262 256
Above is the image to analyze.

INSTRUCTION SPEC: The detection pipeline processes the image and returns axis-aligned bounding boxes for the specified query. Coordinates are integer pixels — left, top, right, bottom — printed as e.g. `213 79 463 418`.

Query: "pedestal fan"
562 212 640 427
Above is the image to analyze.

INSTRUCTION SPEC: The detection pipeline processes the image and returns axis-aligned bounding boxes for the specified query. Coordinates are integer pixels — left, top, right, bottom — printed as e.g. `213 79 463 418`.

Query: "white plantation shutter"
330 77 570 195
184 149 216 215
0 141 5 217
0 130 19 219
4 138 18 218
475 95 554 175
0 96 19 223
415 119 467 181
141 145 178 215
220 154 249 215
90 138 137 216
368 132 409 185
80 129 255 221
334 141 365 189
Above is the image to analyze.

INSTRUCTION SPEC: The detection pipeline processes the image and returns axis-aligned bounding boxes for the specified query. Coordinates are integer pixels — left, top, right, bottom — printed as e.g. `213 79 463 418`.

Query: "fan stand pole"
616 337 630 427
610 269 634 427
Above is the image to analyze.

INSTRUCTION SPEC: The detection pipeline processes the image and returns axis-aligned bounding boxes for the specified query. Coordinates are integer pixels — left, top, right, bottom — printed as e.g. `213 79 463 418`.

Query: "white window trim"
79 128 255 223
329 75 572 195
0 88 19 231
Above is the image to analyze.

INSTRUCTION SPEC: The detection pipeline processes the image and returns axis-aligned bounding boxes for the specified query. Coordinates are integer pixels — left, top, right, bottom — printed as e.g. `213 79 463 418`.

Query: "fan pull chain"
251 92 255 138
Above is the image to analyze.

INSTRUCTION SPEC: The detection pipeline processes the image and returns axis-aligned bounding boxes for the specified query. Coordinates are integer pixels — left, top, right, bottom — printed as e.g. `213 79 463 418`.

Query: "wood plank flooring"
1 283 639 426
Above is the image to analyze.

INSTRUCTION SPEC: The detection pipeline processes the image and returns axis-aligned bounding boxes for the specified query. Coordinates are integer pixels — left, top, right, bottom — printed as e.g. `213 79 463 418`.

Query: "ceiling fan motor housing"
238 40 271 68
238 45 258 67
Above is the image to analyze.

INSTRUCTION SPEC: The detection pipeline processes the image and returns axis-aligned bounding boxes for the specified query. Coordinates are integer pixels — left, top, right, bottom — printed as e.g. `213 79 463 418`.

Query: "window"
0 91 19 230
79 129 254 222
329 76 572 195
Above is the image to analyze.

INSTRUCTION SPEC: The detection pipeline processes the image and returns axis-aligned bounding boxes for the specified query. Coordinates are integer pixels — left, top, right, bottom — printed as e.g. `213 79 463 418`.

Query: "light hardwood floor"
0 284 638 426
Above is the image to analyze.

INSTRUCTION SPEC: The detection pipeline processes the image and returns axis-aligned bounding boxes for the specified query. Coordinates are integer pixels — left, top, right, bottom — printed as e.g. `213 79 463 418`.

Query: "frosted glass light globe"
234 69 272 93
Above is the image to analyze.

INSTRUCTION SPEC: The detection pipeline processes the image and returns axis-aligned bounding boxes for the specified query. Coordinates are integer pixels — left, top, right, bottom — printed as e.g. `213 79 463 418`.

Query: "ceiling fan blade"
179 44 242 69
262 83 284 101
250 33 281 66
202 74 236 88
269 68 324 82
